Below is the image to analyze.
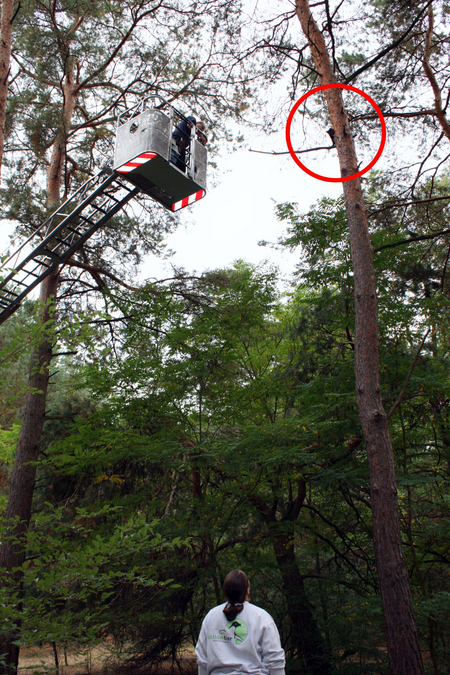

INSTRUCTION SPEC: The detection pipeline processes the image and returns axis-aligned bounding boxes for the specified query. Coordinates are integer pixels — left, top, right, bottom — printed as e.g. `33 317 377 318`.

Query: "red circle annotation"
285 84 386 183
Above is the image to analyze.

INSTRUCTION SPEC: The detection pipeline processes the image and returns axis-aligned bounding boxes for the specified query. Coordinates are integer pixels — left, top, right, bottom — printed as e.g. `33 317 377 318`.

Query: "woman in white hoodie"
195 570 285 675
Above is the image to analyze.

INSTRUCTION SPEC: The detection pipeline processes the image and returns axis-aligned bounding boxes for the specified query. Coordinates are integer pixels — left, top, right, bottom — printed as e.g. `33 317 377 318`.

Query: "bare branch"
249 143 334 155
63 258 139 291
374 228 450 252
345 0 433 83
75 1 165 95
422 2 450 142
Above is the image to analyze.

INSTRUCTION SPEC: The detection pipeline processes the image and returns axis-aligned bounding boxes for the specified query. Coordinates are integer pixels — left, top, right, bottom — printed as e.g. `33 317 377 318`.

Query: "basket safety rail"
116 95 186 128
0 169 139 325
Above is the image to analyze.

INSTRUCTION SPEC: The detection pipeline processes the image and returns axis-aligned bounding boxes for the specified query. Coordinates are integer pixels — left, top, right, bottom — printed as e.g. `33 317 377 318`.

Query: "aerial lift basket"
114 97 207 212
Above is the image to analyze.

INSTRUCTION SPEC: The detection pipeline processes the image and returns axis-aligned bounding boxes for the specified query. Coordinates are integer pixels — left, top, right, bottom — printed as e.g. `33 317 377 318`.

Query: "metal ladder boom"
0 170 140 326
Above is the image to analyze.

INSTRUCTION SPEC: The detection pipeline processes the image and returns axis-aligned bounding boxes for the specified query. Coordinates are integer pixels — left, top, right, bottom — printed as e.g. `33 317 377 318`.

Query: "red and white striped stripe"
117 152 157 173
172 190 205 212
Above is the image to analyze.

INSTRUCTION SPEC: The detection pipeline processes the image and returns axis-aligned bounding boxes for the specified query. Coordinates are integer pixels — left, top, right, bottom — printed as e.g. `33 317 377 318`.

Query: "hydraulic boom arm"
0 169 139 325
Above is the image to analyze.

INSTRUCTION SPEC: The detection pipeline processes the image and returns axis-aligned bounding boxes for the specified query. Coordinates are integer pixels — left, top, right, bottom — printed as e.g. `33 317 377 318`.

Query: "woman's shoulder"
204 603 227 620
244 602 276 624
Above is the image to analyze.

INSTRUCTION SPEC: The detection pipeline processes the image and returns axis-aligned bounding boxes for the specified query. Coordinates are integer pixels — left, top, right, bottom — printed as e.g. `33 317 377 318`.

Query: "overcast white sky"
141 85 390 284
140 130 344 284
0 76 394 298
0 115 384 296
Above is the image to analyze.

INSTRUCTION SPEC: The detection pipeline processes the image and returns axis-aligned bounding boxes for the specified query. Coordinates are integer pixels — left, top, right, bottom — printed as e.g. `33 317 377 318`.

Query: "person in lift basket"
195 570 285 675
171 115 196 171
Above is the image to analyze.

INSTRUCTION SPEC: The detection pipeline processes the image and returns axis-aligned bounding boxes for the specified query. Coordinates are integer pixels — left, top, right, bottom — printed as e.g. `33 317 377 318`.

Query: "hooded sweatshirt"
195 601 285 675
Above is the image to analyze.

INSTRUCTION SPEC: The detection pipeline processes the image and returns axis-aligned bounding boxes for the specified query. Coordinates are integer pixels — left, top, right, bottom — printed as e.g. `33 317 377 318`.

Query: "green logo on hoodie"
224 619 248 644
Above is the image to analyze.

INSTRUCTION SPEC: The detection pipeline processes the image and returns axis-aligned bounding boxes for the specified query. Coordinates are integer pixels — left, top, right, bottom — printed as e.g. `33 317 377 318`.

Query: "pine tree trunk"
0 0 14 178
295 1 424 673
0 58 75 674
47 77 76 205
0 272 59 675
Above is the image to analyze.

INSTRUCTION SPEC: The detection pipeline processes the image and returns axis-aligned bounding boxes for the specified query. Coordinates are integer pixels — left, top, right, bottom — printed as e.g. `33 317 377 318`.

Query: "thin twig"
163 470 178 517
388 328 431 420
249 144 334 156
63 258 139 291
368 195 450 219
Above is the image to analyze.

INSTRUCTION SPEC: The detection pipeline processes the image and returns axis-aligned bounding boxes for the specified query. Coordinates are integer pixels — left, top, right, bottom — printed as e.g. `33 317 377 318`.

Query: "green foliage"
0 505 186 649
2 0 260 217
2 0 450 673
34 262 386 671
4 188 450 671
0 424 19 466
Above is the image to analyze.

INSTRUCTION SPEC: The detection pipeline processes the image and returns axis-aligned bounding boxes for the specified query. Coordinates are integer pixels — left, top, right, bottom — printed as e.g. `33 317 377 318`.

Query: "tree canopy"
1 1 450 674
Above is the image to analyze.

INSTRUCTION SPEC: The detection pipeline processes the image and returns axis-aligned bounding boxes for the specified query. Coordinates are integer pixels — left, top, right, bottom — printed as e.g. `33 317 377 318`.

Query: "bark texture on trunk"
47 71 76 206
295 2 424 674
0 272 59 675
0 44 76 670
423 2 450 142
0 0 14 178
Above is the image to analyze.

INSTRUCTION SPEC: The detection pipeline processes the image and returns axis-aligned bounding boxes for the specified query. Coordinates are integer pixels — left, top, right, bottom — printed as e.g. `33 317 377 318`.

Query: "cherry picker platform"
114 96 206 211
0 98 207 326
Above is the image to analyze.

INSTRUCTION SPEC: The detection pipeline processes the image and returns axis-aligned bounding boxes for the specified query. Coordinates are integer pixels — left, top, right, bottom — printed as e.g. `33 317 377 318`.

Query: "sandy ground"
18 644 197 675
19 643 112 674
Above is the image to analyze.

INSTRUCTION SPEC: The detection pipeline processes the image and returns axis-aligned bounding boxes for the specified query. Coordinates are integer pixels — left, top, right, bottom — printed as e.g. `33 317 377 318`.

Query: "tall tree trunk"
0 0 14 179
295 1 424 673
0 62 75 674
47 76 76 205
422 2 450 143
0 272 59 675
